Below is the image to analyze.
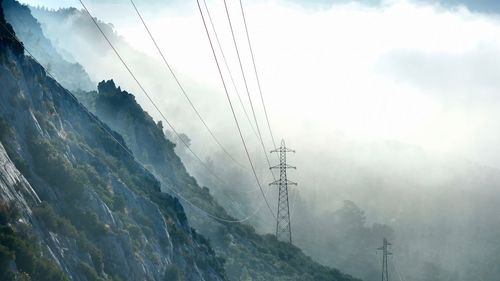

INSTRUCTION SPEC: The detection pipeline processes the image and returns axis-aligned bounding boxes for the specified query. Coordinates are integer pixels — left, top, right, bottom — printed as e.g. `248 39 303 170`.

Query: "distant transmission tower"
377 238 393 281
270 140 296 243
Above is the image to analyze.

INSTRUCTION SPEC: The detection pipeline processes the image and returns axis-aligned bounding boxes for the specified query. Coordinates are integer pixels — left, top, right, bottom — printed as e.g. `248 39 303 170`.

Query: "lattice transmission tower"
377 238 393 281
270 140 296 244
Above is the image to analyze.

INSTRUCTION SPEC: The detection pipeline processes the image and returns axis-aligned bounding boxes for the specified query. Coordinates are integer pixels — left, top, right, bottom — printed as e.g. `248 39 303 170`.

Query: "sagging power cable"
129 0 246 169
78 0 227 185
0 20 268 224
238 0 277 151
221 0 277 177
196 0 276 218
201 0 259 140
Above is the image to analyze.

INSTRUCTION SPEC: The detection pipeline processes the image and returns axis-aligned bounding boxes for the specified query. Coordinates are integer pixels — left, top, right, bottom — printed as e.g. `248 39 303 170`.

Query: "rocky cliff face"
0 1 362 280
0 1 225 280
78 80 360 281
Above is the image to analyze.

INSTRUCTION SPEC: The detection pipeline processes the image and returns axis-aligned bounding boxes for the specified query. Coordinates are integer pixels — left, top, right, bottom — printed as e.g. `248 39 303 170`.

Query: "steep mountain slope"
2 0 94 91
15 3 364 280
1 1 361 280
22 3 500 281
27 1 267 221
74 79 359 281
0 142 69 281
0 1 225 280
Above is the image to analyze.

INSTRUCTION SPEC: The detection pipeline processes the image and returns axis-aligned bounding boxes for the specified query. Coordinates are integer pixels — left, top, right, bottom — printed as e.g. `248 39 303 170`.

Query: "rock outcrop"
0 1 225 280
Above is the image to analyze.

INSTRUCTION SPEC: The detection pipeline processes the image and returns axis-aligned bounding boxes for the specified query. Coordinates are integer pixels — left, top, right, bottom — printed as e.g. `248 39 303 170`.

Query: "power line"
132 0 278 203
288 186 299 219
129 0 245 169
131 0 268 198
238 0 277 151
196 0 276 218
0 19 266 224
205 0 279 200
202 0 281 203
202 0 276 197
201 0 259 140
80 0 274 220
78 0 227 186
78 0 278 222
222 0 276 178
392 255 405 281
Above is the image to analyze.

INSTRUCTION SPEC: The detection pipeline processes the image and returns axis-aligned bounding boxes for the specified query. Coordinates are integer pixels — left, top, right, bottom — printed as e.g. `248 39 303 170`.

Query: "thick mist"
22 0 500 280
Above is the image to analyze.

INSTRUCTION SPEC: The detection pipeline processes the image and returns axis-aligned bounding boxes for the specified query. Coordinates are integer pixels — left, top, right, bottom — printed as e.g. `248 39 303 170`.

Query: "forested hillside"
0 1 226 279
76 79 359 281
0 1 360 280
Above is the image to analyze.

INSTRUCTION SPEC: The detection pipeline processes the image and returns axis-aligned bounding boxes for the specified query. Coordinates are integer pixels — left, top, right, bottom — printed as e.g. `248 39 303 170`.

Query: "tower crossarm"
269 179 297 186
270 147 295 153
270 164 296 170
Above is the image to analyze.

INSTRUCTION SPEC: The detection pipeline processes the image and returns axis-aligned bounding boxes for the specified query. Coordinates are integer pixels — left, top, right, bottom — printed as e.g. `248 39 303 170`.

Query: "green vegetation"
33 202 78 238
210 221 356 281
0 201 18 225
0 115 30 177
34 205 111 279
163 264 182 281
112 194 126 212
77 239 104 274
74 211 109 237
0 115 9 139
0 201 68 281
79 261 105 281
83 79 358 280
27 136 86 200
0 3 361 276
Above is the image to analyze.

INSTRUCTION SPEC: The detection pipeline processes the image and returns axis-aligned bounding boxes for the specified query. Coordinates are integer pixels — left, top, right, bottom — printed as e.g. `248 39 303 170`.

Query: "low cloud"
377 45 500 104
22 1 500 279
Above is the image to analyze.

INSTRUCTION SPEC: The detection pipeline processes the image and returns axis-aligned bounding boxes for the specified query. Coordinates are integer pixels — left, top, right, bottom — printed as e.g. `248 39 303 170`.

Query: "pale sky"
16 0 500 171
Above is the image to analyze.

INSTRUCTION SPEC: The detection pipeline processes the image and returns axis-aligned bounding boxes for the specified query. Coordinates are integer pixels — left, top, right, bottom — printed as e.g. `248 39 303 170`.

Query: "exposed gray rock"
0 141 40 215
0 1 227 280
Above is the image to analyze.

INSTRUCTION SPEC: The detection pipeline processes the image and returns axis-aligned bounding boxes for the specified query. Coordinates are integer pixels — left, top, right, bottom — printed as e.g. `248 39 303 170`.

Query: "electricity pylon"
377 238 393 281
270 140 296 244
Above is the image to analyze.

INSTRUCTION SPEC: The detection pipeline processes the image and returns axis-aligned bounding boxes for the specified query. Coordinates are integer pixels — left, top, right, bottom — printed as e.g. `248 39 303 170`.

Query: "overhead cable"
222 0 276 177
238 0 277 150
0 20 267 223
196 0 276 218
200 0 259 139
129 0 246 169
79 0 227 185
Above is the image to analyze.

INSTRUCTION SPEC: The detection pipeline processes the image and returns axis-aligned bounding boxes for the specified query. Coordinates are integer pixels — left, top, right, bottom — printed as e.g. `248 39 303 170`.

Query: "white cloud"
24 0 500 174
22 3 500 272
113 0 500 166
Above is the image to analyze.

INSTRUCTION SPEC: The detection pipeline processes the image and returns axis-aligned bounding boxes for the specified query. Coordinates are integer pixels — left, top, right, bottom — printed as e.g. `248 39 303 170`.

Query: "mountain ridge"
0 1 227 279
0 1 360 280
79 78 360 281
